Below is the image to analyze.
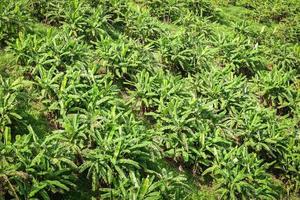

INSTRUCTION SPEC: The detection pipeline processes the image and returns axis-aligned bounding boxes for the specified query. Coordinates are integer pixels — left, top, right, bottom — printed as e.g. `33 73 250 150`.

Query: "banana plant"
56 73 121 146
203 147 282 200
183 0 217 19
94 0 130 30
194 65 249 113
34 65 63 101
96 35 153 79
62 0 111 42
141 0 217 23
267 42 300 72
127 70 160 114
140 0 186 22
127 69 193 115
148 98 198 160
30 0 65 25
228 105 295 161
210 34 267 76
157 32 199 75
275 137 300 196
124 7 165 44
0 0 31 47
79 110 160 193
252 66 299 116
100 171 189 200
1 126 78 199
149 94 232 175
9 32 42 67
82 6 111 42
175 12 213 36
10 30 91 71
100 176 163 200
0 76 26 137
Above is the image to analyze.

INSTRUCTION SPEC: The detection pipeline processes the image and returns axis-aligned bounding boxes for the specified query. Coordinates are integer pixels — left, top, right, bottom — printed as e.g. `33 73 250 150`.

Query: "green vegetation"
0 0 299 199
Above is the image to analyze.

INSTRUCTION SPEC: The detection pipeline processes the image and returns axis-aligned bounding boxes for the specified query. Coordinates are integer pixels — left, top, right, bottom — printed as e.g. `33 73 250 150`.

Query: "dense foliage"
0 0 299 199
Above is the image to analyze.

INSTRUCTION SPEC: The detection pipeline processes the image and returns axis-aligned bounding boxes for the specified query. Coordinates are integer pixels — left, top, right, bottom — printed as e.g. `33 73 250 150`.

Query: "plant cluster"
0 0 299 199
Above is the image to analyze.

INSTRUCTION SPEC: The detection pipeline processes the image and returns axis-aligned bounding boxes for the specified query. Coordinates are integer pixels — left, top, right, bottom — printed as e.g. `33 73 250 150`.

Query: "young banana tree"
0 0 31 47
203 147 282 200
0 76 26 137
1 126 78 199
